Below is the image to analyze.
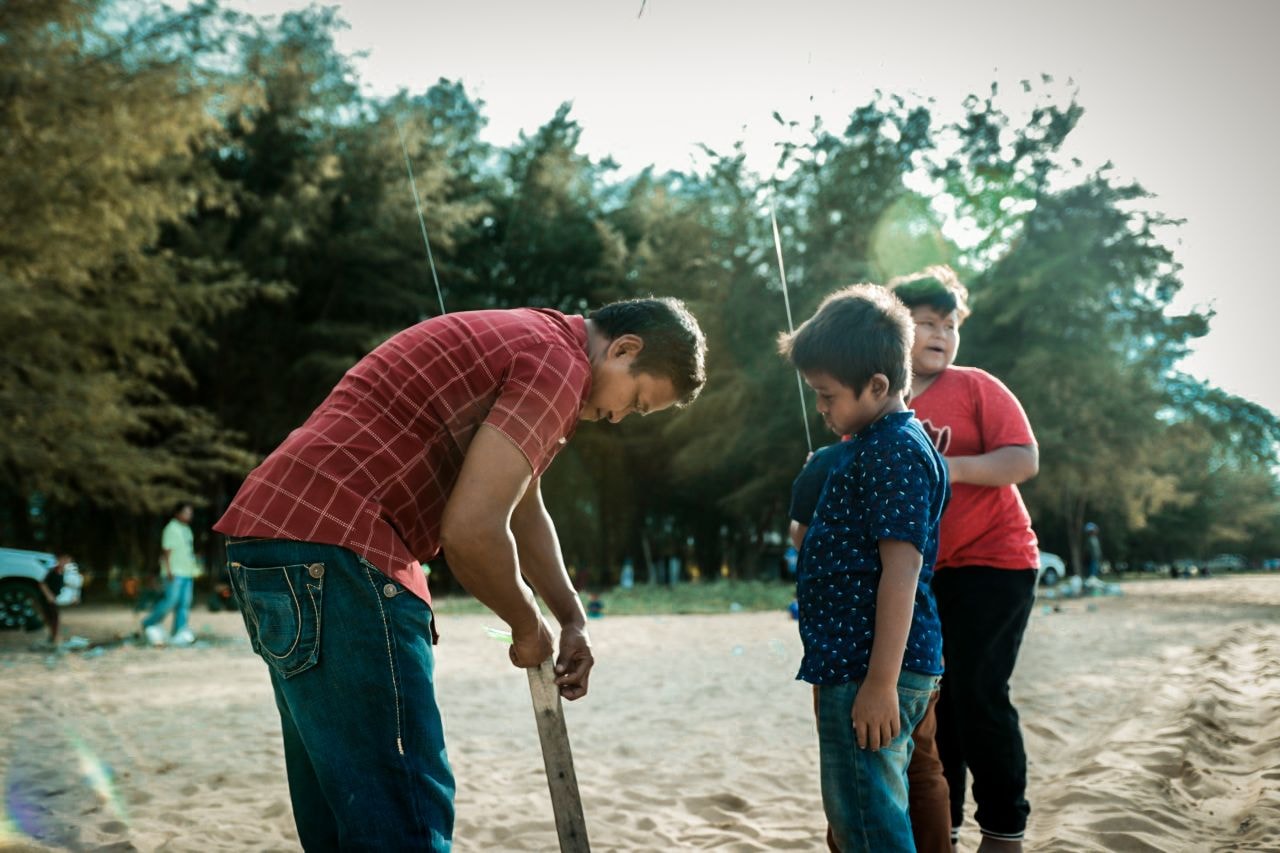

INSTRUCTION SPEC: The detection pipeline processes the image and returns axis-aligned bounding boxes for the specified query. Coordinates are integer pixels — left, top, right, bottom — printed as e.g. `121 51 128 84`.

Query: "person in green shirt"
1084 522 1103 584
142 503 201 646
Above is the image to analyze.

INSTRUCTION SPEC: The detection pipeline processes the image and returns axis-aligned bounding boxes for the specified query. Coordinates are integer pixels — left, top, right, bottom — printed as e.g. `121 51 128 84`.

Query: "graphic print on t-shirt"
918 418 951 455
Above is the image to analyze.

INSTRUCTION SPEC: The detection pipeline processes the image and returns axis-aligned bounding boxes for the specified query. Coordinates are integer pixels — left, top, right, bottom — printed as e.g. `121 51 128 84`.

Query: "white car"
1037 550 1066 586
0 547 83 631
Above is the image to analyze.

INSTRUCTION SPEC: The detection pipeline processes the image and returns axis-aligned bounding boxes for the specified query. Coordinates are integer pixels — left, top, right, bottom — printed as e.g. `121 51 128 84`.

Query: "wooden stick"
526 658 590 852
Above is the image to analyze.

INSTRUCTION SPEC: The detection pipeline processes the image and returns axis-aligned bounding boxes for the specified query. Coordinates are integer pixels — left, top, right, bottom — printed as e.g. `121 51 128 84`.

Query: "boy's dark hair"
172 502 193 518
886 265 971 320
589 297 707 404
777 284 912 396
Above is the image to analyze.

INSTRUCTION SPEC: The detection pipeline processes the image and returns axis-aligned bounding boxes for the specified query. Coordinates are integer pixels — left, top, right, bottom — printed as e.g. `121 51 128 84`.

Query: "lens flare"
4 766 52 842
2 731 129 845
2 787 39 843
869 194 954 280
69 734 128 824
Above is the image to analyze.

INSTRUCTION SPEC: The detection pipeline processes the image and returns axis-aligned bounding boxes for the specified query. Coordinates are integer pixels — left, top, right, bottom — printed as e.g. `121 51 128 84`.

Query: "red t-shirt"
910 366 1039 571
213 309 592 605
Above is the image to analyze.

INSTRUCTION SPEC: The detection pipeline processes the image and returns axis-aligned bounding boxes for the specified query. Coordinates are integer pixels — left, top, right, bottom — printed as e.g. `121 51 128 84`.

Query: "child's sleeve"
975 371 1036 450
859 442 935 555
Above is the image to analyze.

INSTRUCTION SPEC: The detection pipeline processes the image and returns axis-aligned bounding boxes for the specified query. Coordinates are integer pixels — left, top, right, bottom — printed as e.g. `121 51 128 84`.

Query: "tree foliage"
0 0 263 537
3 1 1276 581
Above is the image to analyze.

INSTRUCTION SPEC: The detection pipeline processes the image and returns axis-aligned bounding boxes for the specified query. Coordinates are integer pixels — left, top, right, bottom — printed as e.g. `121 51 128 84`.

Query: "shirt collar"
856 409 913 438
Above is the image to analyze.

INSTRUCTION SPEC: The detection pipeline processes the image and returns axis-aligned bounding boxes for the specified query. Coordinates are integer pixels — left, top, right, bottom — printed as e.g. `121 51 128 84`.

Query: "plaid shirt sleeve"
484 343 590 478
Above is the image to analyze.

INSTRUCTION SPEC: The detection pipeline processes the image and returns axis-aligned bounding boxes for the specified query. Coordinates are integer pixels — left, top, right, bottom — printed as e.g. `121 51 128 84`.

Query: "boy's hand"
852 681 900 750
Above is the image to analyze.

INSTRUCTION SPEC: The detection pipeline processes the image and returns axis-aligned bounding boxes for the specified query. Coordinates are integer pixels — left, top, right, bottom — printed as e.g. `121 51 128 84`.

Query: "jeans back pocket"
229 561 324 679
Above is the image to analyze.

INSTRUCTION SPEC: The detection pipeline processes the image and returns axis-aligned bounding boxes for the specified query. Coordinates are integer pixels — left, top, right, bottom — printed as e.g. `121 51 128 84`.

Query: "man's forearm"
442 521 543 631
511 503 586 629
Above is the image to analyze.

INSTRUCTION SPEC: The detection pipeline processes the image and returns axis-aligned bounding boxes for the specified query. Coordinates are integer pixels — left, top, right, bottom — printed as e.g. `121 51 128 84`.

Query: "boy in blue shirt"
778 284 949 852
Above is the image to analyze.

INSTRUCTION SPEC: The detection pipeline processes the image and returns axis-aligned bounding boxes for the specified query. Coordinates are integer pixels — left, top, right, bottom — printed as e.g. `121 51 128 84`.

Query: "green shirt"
161 519 200 578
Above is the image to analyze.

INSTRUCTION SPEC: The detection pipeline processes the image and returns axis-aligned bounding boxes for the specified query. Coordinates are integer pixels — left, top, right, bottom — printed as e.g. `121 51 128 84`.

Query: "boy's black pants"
932 565 1036 840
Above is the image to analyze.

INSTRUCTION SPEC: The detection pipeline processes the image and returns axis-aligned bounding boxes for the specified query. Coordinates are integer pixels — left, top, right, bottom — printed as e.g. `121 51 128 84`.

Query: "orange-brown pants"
821 689 951 853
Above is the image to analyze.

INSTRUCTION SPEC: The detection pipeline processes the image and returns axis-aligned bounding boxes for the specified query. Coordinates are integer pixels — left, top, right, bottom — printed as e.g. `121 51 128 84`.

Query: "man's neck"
583 319 606 363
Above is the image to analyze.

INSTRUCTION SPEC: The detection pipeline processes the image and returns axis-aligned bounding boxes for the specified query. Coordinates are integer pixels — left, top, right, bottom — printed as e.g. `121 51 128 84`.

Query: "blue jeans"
142 576 193 633
225 538 455 851
817 670 940 853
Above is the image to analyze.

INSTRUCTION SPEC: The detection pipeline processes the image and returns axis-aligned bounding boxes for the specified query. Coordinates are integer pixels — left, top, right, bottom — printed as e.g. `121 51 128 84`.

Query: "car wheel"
1040 566 1060 587
0 579 46 632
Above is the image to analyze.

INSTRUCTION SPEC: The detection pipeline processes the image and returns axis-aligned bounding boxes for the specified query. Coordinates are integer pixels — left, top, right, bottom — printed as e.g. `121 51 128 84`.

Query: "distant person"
783 544 798 580
790 443 952 853
667 554 682 585
141 502 200 647
890 267 1039 852
36 554 73 646
213 299 705 849
1084 522 1102 583
778 284 949 852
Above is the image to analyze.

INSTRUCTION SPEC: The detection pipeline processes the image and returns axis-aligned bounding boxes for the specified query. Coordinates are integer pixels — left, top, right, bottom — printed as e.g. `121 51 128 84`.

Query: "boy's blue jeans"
225 538 455 851
141 576 193 634
817 670 940 853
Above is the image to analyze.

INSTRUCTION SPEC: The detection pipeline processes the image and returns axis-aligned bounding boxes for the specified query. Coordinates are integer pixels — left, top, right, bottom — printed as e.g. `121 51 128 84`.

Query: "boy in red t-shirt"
890 267 1040 852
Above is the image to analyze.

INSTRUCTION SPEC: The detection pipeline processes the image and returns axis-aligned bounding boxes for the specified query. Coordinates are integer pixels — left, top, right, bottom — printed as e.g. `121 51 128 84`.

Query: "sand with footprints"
2 574 1278 851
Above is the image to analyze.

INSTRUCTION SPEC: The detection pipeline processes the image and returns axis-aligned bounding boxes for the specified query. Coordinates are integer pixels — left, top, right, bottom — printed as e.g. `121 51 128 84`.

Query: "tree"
478 103 627 311
1127 381 1280 563
0 0 262 560
8 7 1276 587
183 13 488 455
962 174 1210 571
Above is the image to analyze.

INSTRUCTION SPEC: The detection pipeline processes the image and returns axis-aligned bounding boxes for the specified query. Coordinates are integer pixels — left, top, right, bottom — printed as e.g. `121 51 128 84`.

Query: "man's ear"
607 333 644 360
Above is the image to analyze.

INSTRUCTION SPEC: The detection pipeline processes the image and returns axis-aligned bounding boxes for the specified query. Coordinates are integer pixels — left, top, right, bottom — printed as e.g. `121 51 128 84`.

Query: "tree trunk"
1064 492 1087 577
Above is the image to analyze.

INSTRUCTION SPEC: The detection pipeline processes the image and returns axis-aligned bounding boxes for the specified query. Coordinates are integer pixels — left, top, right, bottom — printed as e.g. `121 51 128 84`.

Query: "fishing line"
770 204 813 453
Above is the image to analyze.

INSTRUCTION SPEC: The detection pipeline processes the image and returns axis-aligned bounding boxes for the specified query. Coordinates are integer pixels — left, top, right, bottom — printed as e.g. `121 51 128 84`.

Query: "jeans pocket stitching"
229 566 262 640
268 577 323 678
304 580 321 666
363 562 405 755
258 567 304 662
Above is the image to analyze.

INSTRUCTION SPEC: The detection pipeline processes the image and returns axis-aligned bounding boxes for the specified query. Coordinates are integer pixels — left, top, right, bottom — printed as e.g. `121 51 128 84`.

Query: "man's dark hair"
777 284 912 396
172 502 193 518
589 297 707 404
887 265 971 320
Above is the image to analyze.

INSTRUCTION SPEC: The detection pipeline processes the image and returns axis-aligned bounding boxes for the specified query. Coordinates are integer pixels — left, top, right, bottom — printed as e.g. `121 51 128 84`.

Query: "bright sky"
230 0 1280 415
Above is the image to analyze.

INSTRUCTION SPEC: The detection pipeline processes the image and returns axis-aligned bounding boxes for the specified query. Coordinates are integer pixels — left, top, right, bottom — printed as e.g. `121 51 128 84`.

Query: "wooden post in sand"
527 658 590 852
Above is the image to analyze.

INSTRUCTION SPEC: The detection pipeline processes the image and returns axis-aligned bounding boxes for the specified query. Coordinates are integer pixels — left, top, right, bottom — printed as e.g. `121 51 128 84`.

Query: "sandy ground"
1 575 1278 852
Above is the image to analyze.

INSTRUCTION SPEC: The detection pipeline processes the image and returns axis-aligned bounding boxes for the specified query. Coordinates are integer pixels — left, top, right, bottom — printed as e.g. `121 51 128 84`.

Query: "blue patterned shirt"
795 411 948 685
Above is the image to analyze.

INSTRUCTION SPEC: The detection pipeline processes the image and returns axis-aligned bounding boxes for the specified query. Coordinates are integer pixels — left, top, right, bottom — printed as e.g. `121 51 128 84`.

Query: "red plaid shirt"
213 309 591 605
